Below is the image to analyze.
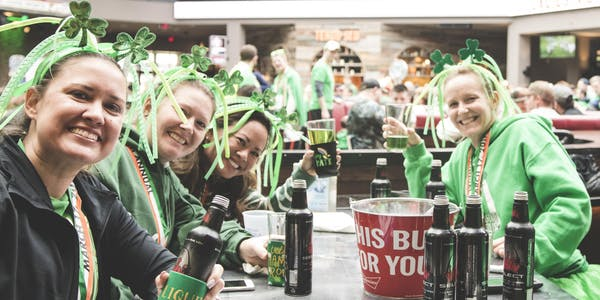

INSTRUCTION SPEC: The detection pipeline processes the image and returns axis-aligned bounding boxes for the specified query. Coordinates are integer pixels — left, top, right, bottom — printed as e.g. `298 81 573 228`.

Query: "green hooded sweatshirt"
404 114 591 278
92 130 251 269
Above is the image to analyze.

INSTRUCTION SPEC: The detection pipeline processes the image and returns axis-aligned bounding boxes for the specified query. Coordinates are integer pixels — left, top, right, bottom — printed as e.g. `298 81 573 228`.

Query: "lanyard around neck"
465 132 491 197
69 183 97 300
126 147 166 247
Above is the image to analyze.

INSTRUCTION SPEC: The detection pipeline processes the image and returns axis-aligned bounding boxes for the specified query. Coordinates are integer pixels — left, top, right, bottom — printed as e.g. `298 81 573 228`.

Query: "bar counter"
270 129 600 264
220 208 575 300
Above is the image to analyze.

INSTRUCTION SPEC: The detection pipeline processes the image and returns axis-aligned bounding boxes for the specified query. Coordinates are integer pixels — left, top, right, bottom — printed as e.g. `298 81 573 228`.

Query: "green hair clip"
203 89 300 196
418 38 520 147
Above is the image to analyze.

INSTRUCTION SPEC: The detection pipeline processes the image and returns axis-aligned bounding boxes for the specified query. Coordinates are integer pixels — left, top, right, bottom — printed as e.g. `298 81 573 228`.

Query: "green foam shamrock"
430 49 455 74
62 1 108 47
113 26 156 64
180 45 212 72
214 69 243 96
458 38 485 61
250 88 276 109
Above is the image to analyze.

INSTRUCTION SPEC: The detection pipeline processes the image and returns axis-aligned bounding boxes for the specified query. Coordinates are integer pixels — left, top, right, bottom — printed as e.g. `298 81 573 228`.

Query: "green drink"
387 135 408 151
307 119 337 177
308 128 334 144
267 237 286 286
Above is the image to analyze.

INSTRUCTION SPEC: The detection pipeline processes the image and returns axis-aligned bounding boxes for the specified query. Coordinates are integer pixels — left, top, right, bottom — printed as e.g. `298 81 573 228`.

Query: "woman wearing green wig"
90 48 269 297
172 95 341 224
384 39 599 299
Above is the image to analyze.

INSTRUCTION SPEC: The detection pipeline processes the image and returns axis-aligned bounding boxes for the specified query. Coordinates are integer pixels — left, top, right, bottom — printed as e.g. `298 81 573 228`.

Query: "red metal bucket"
351 197 458 298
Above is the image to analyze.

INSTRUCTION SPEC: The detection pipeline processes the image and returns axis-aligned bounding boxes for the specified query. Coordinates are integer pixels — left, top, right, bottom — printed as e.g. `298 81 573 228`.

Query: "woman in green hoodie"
383 40 599 298
91 66 267 298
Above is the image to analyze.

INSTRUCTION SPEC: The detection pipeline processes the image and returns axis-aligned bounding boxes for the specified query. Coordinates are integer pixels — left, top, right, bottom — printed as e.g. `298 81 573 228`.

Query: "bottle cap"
514 191 528 201
466 193 481 205
432 159 442 167
433 194 449 205
376 158 387 166
292 179 307 189
212 195 230 209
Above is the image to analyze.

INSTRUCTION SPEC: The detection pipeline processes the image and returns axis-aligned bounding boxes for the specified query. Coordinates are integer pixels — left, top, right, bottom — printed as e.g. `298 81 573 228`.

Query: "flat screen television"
539 35 576 59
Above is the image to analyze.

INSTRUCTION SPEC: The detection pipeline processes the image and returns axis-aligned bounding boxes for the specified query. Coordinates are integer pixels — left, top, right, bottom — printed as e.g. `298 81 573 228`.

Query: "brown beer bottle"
172 195 229 282
285 179 313 296
425 159 445 200
456 194 488 299
424 195 456 299
370 158 392 198
503 191 535 300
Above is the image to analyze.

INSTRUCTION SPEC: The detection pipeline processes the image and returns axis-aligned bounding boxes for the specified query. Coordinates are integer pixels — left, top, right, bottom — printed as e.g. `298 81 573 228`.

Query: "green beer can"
267 238 286 286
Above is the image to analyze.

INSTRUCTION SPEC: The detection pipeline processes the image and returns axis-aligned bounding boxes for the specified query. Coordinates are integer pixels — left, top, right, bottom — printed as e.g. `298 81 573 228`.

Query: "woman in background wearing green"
384 39 600 299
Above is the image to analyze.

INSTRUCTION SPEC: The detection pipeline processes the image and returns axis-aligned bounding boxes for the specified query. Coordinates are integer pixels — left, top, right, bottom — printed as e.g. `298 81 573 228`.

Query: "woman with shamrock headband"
172 94 340 224
384 39 599 298
91 45 268 293
0 2 224 299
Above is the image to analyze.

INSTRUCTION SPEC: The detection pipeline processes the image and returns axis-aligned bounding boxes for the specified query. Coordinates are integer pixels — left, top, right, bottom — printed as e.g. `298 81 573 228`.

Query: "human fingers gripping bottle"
159 195 229 300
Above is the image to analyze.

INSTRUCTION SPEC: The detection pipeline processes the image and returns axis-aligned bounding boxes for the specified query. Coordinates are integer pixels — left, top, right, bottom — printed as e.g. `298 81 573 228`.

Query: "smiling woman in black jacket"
0 50 223 299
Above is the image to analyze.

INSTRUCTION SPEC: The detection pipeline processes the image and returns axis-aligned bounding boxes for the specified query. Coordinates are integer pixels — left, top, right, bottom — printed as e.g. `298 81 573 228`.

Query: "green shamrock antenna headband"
203 91 293 196
418 38 520 147
0 1 155 133
132 45 230 163
0 1 110 122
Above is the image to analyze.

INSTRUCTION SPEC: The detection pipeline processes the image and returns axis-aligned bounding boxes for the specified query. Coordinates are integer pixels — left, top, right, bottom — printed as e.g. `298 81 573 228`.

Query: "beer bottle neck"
430 166 442 182
375 165 387 179
432 204 450 229
464 203 483 228
511 200 530 223
291 188 308 209
204 205 226 232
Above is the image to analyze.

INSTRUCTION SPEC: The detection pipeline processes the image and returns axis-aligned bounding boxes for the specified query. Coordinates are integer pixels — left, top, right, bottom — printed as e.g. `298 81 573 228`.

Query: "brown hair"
1 52 123 138
240 44 258 61
172 109 272 222
528 80 555 106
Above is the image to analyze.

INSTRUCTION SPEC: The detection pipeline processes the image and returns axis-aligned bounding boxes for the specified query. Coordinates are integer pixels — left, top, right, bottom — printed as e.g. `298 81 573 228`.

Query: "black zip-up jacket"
0 136 176 299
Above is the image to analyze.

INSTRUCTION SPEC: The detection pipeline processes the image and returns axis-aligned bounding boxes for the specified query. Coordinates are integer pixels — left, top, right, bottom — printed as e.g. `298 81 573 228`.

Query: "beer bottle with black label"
424 195 456 300
285 179 313 296
456 194 488 299
370 158 392 198
503 191 535 300
426 159 445 199
172 195 229 282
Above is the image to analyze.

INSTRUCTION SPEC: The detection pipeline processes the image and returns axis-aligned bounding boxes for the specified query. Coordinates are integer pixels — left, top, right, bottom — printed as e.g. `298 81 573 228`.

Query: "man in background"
391 83 411 104
345 79 385 149
527 80 560 119
553 84 583 115
510 87 530 113
308 40 340 120
230 44 261 90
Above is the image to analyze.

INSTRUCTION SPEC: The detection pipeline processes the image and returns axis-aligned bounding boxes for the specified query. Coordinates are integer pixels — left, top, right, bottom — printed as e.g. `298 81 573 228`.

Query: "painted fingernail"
207 279 216 289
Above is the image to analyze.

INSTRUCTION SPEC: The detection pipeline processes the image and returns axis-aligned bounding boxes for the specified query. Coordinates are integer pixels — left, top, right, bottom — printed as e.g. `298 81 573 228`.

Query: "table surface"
220 208 574 300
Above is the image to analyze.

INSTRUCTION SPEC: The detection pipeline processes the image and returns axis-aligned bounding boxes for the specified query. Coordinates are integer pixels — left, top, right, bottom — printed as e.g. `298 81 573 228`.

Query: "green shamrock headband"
131 45 233 164
0 1 154 132
418 38 520 147
203 90 303 196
